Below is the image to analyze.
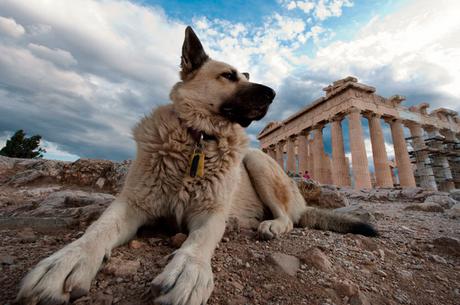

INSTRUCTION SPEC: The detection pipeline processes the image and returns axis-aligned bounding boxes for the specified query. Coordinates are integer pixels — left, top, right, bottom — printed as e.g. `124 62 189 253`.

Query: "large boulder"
29 190 114 222
450 189 460 201
404 202 444 213
424 194 457 209
1 156 130 194
446 202 460 219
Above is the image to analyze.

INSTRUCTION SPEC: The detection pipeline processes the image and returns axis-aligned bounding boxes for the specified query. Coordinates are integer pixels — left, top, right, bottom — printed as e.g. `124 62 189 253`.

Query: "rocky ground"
1 156 459 305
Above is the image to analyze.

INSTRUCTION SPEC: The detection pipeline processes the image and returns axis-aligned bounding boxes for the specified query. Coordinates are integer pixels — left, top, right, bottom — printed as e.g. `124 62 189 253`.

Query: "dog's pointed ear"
242 72 250 80
180 26 209 79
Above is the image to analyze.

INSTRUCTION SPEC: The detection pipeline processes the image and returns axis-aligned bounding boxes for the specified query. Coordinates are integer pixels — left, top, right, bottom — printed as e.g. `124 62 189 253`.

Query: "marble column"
312 124 325 183
330 116 351 186
275 141 285 169
425 126 455 192
441 129 460 189
307 138 314 174
267 146 276 160
286 136 296 173
366 113 393 188
387 118 416 188
271 146 277 160
347 107 372 189
406 122 437 190
323 154 333 184
297 131 309 174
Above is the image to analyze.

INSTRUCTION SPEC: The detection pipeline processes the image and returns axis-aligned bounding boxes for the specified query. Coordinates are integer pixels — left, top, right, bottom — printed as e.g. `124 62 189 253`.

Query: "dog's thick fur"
17 27 377 305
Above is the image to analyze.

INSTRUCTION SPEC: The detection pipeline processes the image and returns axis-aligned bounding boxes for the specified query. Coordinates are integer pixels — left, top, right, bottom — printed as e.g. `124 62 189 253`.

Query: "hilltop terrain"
1 156 459 305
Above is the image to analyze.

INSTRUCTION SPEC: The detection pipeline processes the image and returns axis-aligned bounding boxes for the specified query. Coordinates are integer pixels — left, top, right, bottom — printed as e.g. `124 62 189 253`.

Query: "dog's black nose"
260 85 276 102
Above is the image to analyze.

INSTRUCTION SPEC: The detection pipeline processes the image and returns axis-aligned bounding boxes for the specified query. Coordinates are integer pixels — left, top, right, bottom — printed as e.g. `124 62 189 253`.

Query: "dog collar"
187 128 217 142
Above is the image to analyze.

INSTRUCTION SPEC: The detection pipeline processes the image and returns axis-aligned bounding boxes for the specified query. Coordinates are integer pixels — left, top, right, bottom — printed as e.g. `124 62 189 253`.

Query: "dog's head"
171 26 275 128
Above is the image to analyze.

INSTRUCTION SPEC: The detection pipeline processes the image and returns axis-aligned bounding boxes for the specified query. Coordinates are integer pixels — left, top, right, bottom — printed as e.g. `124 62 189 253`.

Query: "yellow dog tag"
189 147 205 178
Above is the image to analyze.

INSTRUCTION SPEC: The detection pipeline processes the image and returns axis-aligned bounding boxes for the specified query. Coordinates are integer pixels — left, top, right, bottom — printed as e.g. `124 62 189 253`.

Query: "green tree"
0 130 46 159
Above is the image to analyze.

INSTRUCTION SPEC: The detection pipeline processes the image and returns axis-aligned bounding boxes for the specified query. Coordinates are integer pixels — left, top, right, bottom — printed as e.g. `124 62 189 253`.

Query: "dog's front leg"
150 211 226 305
17 198 147 305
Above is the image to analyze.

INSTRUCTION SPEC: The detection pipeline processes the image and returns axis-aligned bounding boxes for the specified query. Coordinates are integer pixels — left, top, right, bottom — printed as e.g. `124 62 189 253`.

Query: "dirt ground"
0 156 459 305
1 189 459 305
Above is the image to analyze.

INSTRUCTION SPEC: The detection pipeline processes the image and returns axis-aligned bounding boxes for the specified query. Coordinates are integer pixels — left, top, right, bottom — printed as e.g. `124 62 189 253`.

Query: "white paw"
150 250 214 305
17 241 103 305
258 217 293 240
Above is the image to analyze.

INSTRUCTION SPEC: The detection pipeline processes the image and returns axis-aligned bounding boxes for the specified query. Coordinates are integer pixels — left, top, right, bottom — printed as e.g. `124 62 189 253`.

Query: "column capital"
346 106 362 115
383 116 400 124
329 113 346 122
423 125 439 133
313 121 326 130
362 111 381 120
297 129 310 136
403 120 418 127
276 140 285 148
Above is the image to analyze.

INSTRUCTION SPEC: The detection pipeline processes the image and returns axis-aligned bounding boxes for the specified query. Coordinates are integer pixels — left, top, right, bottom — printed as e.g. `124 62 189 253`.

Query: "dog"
17 26 377 305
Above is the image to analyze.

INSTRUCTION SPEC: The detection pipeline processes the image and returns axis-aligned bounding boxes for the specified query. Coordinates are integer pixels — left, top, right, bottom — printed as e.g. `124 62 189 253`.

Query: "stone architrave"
297 131 309 174
312 124 326 183
406 122 437 190
275 141 285 169
365 113 393 188
425 126 455 192
330 116 351 186
347 108 372 189
286 136 296 173
387 118 416 188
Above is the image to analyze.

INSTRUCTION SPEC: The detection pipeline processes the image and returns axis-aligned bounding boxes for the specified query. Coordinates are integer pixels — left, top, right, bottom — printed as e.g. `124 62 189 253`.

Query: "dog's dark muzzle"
220 83 276 127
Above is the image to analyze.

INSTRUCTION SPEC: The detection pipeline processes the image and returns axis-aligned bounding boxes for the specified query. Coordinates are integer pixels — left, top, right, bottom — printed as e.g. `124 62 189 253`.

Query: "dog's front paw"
17 241 103 305
149 250 214 305
258 217 293 240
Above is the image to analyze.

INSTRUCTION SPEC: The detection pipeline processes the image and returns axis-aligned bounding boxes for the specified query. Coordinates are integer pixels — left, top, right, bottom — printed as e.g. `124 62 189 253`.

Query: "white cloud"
306 0 460 110
286 1 297 10
0 0 186 160
281 0 352 21
41 140 80 161
0 16 25 37
28 43 77 67
297 1 315 14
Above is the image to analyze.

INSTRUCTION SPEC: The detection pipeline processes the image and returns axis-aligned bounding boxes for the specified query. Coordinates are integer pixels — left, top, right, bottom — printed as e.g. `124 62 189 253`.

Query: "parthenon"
258 77 460 191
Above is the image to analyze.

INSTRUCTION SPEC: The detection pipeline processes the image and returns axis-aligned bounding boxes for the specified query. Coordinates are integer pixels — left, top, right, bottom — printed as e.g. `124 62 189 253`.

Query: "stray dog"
17 26 377 305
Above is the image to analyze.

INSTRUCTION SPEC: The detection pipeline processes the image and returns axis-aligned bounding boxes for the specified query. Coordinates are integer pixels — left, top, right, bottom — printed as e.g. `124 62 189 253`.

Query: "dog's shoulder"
133 104 185 145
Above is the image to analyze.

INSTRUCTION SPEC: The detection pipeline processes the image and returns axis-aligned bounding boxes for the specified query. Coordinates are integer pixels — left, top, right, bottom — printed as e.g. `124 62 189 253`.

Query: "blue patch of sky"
140 0 280 26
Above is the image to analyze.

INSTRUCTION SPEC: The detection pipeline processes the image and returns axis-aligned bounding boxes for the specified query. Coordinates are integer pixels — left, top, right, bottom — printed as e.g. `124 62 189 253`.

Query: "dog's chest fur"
126 104 248 220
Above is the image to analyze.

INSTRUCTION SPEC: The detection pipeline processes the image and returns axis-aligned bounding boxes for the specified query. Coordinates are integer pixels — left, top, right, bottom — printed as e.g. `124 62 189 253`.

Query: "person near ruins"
303 170 311 180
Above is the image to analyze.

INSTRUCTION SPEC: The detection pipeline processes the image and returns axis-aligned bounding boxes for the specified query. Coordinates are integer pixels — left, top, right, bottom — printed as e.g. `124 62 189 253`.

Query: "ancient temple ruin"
258 77 460 191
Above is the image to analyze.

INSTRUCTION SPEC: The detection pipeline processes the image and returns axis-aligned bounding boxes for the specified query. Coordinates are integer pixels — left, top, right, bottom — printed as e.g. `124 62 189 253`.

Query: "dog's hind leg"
242 149 306 240
17 198 147 305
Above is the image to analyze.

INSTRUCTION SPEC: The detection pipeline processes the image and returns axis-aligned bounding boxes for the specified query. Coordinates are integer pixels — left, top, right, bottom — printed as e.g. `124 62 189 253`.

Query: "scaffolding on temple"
406 134 460 191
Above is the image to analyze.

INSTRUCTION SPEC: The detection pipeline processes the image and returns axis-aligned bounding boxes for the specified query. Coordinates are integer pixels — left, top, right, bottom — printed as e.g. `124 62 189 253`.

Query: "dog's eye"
220 71 238 82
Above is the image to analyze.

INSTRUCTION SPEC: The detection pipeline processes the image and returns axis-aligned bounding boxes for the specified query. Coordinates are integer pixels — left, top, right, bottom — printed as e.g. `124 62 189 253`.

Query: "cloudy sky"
0 0 459 163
